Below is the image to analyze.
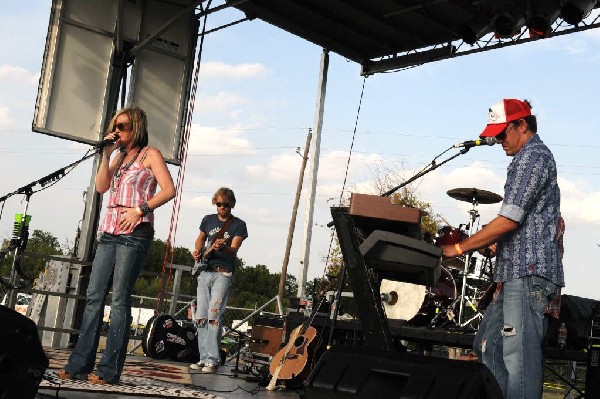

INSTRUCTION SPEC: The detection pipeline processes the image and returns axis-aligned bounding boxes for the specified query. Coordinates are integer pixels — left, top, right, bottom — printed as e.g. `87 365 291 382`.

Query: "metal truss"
362 10 600 76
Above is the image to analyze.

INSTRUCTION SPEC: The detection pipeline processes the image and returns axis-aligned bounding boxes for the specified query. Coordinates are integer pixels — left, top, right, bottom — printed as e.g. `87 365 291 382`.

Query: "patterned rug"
40 348 223 398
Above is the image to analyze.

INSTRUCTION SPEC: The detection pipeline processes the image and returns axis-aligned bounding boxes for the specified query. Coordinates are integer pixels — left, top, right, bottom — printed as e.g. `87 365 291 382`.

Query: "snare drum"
435 226 468 246
436 226 469 270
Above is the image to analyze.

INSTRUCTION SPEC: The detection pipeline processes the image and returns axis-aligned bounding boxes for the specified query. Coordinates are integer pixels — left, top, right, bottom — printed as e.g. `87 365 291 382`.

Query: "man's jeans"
65 233 151 383
195 271 233 366
474 276 559 399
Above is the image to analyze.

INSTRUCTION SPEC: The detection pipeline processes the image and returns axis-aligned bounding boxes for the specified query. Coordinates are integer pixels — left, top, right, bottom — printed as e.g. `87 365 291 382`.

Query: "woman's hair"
212 187 237 208
107 106 149 148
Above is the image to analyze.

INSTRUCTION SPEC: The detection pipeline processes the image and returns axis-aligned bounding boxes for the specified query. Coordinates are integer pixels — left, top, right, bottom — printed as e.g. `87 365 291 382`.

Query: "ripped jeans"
195 271 233 366
473 276 559 399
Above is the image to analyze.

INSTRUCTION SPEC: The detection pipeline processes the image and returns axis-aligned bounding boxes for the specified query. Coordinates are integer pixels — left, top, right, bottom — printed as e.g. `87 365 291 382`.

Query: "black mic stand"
325 268 346 350
229 327 252 376
379 146 472 331
0 149 98 308
381 146 471 197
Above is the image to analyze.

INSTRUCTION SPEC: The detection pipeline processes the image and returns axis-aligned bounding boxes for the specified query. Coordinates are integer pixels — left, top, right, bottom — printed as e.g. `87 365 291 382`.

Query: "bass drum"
381 267 458 327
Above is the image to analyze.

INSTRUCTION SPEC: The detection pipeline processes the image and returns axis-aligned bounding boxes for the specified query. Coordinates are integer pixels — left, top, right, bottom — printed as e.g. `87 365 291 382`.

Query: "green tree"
228 263 298 312
132 239 195 302
1 229 63 298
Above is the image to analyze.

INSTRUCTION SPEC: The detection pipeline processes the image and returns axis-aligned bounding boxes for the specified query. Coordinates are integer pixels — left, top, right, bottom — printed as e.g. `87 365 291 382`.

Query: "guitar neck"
300 295 327 333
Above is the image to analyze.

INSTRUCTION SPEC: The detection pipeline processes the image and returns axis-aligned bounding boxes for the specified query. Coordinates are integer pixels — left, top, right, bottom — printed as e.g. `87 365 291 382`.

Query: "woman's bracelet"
136 201 152 216
455 243 464 256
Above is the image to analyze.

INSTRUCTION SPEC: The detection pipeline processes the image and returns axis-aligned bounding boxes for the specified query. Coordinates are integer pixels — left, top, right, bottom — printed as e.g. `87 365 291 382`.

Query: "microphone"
453 137 497 148
95 134 120 149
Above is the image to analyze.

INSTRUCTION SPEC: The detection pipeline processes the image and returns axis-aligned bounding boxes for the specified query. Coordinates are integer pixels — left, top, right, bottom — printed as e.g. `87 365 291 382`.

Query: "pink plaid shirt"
99 160 157 235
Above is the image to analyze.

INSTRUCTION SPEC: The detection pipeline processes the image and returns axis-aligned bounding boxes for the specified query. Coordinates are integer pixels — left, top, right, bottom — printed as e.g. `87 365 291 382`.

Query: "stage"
37 348 300 399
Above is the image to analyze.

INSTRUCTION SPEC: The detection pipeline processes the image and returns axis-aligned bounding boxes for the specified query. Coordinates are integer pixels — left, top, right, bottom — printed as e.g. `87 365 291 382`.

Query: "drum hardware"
445 187 502 328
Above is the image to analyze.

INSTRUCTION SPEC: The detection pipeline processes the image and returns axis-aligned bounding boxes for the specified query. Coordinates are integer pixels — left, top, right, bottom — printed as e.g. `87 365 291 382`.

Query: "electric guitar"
191 238 226 277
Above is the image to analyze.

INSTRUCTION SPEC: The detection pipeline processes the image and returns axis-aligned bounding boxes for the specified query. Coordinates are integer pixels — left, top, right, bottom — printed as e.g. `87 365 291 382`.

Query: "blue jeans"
473 276 559 399
195 271 233 366
65 233 151 383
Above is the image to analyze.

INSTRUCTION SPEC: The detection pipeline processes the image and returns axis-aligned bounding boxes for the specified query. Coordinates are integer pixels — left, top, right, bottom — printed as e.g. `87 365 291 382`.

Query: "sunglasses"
496 121 520 141
112 122 132 132
215 202 230 208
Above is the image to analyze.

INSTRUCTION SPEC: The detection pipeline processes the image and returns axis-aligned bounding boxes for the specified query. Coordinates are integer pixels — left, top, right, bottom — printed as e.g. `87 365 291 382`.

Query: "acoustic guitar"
266 291 332 390
267 324 317 388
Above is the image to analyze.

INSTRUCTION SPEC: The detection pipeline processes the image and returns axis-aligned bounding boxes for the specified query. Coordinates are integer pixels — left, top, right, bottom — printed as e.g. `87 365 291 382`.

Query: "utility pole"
277 130 312 313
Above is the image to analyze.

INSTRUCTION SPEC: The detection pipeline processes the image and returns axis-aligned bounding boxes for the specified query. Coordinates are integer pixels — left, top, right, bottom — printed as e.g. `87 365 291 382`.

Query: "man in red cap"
441 99 564 399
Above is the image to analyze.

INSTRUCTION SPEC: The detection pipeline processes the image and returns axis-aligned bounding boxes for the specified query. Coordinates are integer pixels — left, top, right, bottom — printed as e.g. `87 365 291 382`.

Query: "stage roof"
226 0 600 74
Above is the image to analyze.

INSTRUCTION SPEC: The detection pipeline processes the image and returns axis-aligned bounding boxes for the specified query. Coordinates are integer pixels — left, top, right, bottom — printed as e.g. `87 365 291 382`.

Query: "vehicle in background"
0 293 32 315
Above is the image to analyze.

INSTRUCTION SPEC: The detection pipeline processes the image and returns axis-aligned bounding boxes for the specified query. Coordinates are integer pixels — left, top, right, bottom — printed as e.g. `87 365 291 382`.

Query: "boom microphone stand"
0 149 98 308
381 146 471 198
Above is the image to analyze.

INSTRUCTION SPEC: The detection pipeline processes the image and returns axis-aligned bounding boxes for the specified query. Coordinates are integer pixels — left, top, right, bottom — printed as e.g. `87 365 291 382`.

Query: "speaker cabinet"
0 305 49 399
304 346 502 399
250 325 283 356
547 295 599 350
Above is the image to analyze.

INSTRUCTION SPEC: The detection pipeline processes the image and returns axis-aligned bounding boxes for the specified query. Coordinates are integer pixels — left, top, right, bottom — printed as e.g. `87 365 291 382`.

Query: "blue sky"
1 2 599 301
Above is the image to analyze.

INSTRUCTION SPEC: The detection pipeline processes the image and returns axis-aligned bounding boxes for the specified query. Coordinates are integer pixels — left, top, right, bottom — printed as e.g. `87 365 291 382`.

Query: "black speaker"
0 305 49 399
547 295 599 350
304 346 502 399
584 303 600 399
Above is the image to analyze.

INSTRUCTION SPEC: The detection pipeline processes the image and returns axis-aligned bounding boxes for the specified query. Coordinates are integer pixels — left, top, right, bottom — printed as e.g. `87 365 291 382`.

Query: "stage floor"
37 348 301 399
35 338 585 399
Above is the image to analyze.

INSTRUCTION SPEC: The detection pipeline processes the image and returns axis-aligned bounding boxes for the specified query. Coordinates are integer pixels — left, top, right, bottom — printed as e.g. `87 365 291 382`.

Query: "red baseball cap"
479 99 532 138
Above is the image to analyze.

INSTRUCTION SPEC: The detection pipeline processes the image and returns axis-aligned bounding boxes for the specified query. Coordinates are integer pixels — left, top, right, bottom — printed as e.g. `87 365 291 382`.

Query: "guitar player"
189 187 248 373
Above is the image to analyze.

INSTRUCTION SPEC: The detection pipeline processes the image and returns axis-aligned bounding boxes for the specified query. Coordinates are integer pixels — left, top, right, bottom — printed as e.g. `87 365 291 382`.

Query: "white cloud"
186 124 255 156
196 91 247 112
201 61 270 79
558 176 600 222
0 103 13 129
246 153 301 181
0 64 38 84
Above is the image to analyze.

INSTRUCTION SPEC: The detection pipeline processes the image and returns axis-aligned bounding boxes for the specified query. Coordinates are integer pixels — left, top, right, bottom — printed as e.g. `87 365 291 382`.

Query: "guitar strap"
206 215 234 248
192 216 236 278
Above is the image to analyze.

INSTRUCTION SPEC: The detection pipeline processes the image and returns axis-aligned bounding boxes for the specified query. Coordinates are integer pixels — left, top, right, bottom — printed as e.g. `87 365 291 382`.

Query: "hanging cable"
337 76 366 207
321 76 367 283
156 1 212 313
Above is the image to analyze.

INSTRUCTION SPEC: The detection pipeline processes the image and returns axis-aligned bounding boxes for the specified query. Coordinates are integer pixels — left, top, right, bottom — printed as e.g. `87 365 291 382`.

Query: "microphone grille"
485 136 497 146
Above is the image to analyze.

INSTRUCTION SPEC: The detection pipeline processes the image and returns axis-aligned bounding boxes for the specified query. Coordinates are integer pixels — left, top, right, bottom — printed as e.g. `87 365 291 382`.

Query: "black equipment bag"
142 314 199 363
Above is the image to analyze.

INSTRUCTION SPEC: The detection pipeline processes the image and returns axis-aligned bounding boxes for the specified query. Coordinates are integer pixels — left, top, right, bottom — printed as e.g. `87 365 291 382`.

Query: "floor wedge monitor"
304 345 502 399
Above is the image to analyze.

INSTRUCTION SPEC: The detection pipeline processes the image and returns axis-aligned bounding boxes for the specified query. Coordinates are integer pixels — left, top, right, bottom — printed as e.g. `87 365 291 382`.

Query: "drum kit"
381 187 503 331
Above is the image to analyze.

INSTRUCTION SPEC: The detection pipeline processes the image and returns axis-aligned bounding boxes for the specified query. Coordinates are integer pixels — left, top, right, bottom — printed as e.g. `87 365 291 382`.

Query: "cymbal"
447 187 503 204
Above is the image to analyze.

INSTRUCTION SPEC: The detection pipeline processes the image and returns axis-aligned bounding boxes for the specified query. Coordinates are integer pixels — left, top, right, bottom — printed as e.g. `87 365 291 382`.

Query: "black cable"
325 268 346 350
321 76 368 302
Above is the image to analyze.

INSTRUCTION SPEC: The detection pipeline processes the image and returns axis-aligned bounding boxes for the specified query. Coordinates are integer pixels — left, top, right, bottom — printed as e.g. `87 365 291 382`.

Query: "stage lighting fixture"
561 0 598 25
493 11 526 38
459 16 492 45
528 0 561 33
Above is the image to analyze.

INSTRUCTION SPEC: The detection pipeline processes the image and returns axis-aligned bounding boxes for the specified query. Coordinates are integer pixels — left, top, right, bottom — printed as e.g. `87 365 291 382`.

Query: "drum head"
380 279 426 321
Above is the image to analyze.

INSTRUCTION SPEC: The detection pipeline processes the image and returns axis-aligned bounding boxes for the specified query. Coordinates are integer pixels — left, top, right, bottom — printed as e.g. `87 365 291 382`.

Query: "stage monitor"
33 0 198 164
